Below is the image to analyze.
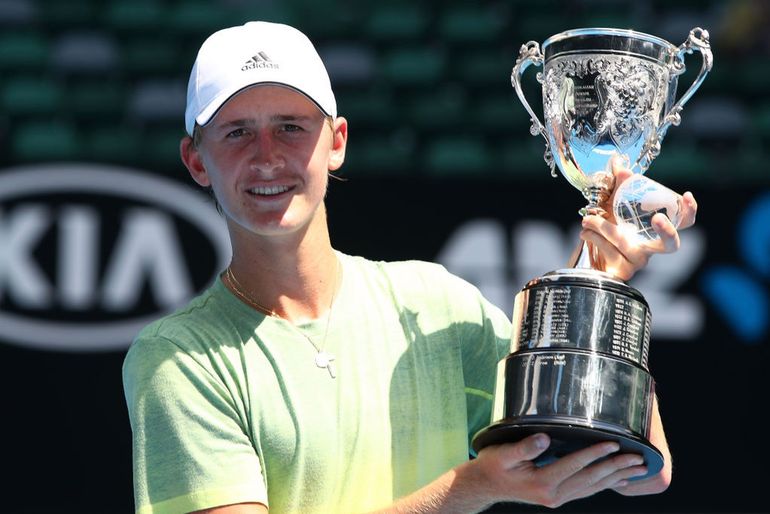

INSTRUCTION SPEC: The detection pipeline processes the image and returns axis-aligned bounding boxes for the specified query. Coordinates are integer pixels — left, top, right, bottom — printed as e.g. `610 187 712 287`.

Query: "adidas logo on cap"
242 51 279 71
185 21 337 135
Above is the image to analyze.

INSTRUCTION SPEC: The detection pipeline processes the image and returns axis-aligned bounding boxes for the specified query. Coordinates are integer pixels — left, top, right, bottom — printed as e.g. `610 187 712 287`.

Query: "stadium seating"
0 0 761 183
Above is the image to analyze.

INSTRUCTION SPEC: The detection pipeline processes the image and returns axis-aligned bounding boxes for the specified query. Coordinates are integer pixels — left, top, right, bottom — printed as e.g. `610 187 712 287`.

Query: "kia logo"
0 164 231 352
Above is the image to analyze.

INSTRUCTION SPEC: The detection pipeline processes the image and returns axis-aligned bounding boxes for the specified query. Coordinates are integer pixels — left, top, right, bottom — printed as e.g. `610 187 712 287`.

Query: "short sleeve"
122 336 267 514
442 272 512 449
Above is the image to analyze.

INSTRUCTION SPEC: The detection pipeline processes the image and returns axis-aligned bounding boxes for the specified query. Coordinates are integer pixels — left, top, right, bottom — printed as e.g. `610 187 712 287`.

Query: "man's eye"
226 128 246 138
282 124 302 133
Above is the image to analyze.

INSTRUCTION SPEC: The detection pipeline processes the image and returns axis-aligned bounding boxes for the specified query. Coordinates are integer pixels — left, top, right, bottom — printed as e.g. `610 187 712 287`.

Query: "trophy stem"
570 241 594 269
571 178 614 271
568 240 606 271
578 180 613 218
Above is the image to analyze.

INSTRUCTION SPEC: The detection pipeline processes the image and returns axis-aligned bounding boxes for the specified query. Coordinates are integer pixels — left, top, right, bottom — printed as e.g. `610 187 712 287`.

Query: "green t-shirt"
123 253 511 514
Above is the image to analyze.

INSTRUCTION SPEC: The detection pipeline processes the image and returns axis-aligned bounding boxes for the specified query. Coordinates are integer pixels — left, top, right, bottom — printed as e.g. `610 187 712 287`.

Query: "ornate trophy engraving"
471 28 711 479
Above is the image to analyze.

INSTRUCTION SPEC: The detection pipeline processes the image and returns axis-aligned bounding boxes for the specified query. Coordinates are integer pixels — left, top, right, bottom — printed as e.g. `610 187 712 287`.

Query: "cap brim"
195 81 333 130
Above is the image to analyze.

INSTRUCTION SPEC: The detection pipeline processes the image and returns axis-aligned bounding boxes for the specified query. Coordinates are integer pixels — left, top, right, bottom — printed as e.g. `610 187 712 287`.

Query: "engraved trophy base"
471 269 663 481
472 421 664 480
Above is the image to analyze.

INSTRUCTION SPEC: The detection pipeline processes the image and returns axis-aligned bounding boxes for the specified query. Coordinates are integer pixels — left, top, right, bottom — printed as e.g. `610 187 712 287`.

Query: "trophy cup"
471 28 711 479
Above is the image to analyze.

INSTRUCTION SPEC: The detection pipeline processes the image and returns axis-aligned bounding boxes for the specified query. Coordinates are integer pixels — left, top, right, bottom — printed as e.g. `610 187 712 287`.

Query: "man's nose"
249 131 284 173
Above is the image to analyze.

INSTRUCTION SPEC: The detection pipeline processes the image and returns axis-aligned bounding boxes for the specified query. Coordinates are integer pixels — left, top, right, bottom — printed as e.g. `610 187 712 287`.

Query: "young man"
123 21 697 514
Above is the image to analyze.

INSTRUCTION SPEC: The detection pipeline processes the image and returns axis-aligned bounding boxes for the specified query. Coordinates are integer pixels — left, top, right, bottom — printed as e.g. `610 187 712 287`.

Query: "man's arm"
370 433 659 513
190 433 660 514
611 395 673 496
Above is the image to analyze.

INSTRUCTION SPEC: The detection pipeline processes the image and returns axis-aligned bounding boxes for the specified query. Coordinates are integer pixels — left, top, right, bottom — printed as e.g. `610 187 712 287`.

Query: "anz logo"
437 218 706 341
702 194 770 344
0 164 231 352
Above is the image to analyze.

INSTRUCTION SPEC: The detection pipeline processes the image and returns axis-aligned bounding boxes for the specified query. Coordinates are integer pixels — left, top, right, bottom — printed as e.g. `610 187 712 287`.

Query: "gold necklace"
223 261 340 379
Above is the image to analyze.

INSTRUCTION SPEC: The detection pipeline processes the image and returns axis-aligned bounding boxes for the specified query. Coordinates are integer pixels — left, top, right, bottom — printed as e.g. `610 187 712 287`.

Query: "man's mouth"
249 185 291 196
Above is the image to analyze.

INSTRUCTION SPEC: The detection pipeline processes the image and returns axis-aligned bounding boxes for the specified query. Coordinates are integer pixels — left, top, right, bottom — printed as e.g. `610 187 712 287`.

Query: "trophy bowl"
471 27 711 480
513 27 712 214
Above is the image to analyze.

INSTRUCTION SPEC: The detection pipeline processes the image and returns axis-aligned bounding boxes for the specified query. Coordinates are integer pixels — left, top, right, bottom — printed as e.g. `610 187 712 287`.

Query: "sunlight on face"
189 85 344 240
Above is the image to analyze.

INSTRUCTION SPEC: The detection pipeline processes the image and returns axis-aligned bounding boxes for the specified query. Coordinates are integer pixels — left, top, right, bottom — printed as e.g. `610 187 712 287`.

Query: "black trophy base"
472 421 664 481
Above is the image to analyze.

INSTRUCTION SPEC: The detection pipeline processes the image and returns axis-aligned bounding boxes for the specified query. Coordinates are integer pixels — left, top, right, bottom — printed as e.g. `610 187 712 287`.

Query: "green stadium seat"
337 88 398 126
122 38 182 75
737 58 770 97
380 47 447 85
344 133 415 175
408 86 466 130
234 3 298 27
0 32 48 70
365 5 429 40
85 124 142 165
645 145 709 180
424 136 494 175
471 93 521 131
141 128 187 167
1 76 63 116
451 50 515 86
11 121 81 160
168 1 235 35
513 14 571 42
576 7 634 29
733 146 770 183
437 6 505 42
262 0 358 39
68 80 125 118
498 141 555 180
103 0 166 32
753 104 770 139
38 0 95 26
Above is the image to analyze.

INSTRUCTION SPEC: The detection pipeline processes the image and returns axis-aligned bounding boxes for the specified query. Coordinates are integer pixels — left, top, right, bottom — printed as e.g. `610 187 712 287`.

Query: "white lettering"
629 229 706 338
0 205 53 308
437 218 706 340
512 221 578 287
58 206 99 309
436 219 511 312
102 209 193 311
0 164 230 352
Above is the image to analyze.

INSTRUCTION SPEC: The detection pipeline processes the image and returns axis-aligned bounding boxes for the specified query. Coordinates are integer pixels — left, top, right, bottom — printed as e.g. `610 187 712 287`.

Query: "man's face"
184 85 346 240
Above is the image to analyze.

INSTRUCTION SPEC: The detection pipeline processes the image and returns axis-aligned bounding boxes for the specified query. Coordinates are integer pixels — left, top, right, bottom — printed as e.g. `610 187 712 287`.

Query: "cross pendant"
315 351 336 379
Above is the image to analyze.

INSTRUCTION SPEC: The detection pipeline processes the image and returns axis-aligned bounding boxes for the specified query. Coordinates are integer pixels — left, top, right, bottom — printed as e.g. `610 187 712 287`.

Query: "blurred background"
0 0 768 513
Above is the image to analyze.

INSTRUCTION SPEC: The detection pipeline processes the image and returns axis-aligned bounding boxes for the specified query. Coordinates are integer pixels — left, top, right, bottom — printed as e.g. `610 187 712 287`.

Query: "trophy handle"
659 27 713 137
511 41 557 177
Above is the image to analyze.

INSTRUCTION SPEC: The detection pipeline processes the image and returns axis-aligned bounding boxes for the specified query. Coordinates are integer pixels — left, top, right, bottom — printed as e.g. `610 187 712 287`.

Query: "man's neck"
225 217 340 324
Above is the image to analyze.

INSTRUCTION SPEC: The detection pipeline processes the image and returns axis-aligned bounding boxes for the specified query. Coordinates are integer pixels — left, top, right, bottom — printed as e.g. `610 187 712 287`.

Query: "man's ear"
180 136 211 187
328 116 348 172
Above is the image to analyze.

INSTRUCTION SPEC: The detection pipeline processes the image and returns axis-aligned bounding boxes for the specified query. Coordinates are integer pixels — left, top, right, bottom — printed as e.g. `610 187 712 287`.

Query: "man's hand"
471 434 650 509
581 157 698 280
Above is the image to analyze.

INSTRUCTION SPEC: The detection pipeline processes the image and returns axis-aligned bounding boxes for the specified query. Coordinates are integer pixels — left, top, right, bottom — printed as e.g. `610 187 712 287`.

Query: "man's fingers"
556 452 646 502
537 441 620 483
581 216 650 280
651 213 680 253
610 154 632 176
480 433 551 469
678 191 698 229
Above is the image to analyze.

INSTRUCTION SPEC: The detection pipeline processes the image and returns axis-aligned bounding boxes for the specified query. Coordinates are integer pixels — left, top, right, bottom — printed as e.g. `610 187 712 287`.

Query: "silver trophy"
472 28 711 479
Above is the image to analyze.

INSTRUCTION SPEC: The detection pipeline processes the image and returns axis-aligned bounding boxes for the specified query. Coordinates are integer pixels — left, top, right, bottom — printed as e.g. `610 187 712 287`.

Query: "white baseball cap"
184 21 337 136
